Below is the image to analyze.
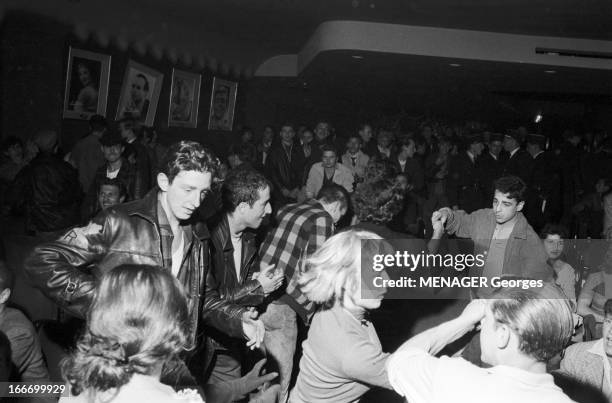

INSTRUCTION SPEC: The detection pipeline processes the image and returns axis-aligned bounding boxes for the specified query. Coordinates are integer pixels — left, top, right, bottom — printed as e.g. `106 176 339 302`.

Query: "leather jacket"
265 143 305 202
24 189 246 355
207 215 265 351
11 152 81 232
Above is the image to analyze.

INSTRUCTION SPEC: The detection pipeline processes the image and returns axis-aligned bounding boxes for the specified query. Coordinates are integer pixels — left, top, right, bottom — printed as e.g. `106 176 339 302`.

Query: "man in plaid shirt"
259 184 349 402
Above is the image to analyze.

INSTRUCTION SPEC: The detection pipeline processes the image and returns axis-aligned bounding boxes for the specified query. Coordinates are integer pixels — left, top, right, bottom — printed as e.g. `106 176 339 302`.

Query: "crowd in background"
1 113 612 403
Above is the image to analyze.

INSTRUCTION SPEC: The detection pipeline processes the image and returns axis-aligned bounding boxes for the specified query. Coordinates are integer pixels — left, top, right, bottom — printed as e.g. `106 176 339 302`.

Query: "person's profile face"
163 170 212 221
479 306 497 365
78 65 92 86
543 234 564 260
401 142 416 159
98 184 123 210
131 76 147 103
322 151 337 168
492 190 522 224
242 186 272 229
213 88 229 119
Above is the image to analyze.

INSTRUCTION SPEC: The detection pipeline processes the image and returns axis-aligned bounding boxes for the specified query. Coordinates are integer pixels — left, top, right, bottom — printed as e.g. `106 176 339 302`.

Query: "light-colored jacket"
305 162 354 198
559 340 612 402
341 151 369 179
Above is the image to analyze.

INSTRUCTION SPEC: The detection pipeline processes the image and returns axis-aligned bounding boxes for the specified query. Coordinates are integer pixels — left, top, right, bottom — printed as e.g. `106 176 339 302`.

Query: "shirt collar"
509 147 519 158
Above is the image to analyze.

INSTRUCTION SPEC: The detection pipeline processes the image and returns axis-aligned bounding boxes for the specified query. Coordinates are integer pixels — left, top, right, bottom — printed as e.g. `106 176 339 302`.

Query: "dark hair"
605 299 612 317
320 144 337 155
89 115 107 132
136 74 150 92
352 179 404 224
160 141 220 183
399 137 415 149
0 262 13 292
222 169 270 213
493 176 527 203
228 143 256 165
346 135 362 145
358 123 372 132
317 185 349 211
540 223 569 240
98 177 128 200
0 136 23 153
61 265 189 397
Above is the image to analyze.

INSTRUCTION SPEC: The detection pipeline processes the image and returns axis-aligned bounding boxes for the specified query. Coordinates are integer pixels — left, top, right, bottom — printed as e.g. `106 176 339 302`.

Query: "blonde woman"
288 230 393 403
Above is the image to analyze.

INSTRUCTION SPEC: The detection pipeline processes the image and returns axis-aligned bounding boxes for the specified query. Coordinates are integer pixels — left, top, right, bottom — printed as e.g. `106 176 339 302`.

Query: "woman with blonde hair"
288 229 393 403
60 264 201 403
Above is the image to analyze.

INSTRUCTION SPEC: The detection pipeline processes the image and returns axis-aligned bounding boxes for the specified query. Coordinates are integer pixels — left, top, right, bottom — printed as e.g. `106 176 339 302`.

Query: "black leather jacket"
11 152 81 232
207 215 264 350
24 190 246 353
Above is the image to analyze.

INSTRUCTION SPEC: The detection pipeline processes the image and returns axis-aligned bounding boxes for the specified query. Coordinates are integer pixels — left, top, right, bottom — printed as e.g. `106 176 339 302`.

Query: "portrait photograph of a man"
168 68 201 128
116 60 163 126
207 77 237 131
62 47 111 120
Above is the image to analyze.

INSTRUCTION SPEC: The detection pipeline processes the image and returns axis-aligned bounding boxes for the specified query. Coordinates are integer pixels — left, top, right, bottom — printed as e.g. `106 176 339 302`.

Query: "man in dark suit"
447 134 485 213
478 133 505 204
525 134 561 232
502 130 533 185
264 123 305 209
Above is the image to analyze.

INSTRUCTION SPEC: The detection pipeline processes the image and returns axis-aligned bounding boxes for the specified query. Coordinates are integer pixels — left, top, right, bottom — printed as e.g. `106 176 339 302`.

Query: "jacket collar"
213 214 256 252
126 188 210 241
486 210 529 240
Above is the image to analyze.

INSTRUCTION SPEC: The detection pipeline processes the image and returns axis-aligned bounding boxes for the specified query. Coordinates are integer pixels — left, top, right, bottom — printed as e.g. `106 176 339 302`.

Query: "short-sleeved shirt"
387 348 574 403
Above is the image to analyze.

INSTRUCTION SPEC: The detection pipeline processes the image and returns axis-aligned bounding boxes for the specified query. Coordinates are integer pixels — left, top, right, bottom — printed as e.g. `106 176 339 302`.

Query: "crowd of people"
0 114 612 402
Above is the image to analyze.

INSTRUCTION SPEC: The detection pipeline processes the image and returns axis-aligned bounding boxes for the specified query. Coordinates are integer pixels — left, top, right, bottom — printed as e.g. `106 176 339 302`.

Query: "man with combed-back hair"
387 283 575 403
24 141 265 390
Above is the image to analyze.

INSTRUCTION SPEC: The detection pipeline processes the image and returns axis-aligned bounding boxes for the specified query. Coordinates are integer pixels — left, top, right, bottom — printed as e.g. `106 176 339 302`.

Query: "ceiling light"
449 63 461 67
544 70 556 74
352 55 364 59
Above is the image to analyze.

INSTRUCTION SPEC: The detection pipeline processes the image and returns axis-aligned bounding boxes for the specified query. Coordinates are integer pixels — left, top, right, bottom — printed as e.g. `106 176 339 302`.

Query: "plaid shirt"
259 199 334 322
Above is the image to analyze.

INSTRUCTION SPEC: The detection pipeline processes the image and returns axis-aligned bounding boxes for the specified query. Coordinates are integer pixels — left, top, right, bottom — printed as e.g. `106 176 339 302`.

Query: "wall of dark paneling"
1 10 245 158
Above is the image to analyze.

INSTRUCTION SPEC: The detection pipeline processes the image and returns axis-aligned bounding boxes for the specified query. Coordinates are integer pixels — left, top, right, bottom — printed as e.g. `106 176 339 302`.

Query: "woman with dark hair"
60 264 202 403
540 223 577 305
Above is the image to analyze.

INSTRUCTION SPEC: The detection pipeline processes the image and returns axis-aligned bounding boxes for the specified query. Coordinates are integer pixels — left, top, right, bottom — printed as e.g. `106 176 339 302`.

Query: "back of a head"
159 141 220 183
317 184 348 211
490 282 574 363
298 229 383 306
62 265 190 396
89 115 107 132
33 130 58 153
352 179 404 225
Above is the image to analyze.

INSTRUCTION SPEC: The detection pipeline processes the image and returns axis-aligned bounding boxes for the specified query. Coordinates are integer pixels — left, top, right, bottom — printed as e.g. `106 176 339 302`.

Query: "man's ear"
516 201 525 212
157 173 170 192
495 323 511 350
0 288 11 305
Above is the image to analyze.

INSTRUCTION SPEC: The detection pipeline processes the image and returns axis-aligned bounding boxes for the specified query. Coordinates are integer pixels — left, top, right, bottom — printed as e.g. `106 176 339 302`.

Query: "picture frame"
116 60 164 126
207 77 238 131
62 47 111 120
168 68 201 128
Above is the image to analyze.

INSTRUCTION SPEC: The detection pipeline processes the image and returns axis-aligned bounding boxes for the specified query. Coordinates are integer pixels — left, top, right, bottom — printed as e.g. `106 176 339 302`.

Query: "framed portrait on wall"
116 60 164 126
62 47 111 120
168 69 201 128
207 77 238 131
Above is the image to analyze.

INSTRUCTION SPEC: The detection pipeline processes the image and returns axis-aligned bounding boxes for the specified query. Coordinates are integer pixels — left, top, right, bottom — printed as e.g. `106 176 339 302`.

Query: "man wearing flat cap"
502 130 533 185
447 133 485 213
